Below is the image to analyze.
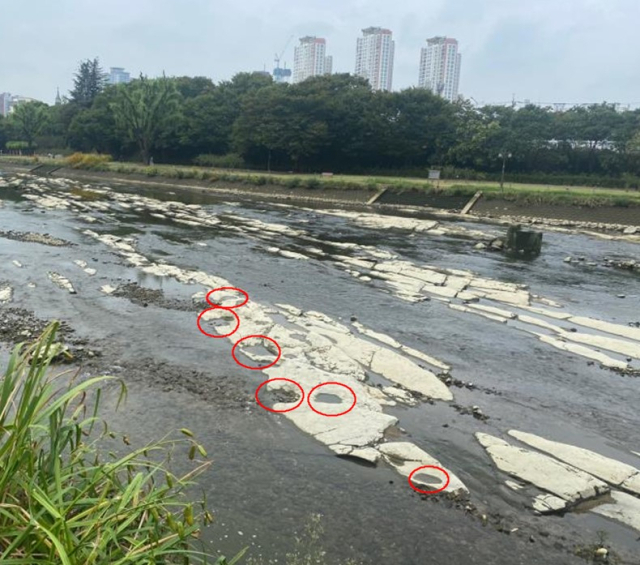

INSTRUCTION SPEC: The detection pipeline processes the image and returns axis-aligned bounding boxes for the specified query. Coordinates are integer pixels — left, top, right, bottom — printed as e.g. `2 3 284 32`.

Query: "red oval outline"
307 382 357 417
206 287 249 309
408 465 451 495
255 378 305 413
232 335 282 370
196 307 240 339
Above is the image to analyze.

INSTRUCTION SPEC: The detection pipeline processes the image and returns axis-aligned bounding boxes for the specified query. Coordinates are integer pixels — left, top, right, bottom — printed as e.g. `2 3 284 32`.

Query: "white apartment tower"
292 36 333 83
0 93 11 117
109 67 131 85
418 37 461 102
355 27 395 91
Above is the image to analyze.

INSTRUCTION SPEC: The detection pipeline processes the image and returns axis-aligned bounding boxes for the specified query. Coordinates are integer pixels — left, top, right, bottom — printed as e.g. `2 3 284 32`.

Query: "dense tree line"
3 58 640 182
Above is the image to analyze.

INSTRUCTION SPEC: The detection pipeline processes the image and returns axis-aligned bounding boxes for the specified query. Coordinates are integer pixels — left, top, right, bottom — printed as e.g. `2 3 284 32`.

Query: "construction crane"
273 35 294 83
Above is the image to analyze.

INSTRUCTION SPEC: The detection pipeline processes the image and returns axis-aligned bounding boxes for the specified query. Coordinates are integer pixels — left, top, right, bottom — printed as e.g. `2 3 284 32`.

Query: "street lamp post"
499 152 512 191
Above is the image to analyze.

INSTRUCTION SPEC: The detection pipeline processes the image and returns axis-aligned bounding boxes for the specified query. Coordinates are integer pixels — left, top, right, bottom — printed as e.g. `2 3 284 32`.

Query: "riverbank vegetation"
0 322 243 564
2 59 640 190
3 153 640 208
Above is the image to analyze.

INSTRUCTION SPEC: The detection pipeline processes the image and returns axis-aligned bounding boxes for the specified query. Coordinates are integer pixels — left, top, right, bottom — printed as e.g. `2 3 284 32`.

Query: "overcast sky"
1 0 638 106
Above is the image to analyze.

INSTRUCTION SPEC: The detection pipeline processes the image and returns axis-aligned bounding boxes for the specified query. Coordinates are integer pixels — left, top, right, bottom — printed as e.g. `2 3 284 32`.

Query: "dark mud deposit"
0 229 73 247
2 171 640 565
113 282 196 311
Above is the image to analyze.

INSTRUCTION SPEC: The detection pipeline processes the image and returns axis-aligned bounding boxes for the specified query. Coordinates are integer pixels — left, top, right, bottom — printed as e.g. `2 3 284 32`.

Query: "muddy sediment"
475 199 640 227
0 229 73 247
113 282 196 311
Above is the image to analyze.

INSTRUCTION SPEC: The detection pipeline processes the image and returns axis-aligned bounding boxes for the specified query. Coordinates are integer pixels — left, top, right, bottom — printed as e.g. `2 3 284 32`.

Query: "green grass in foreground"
2 155 640 208
0 321 244 565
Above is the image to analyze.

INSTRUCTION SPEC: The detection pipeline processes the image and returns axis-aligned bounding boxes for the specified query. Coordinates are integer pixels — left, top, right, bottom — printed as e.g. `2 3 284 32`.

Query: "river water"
1 174 640 564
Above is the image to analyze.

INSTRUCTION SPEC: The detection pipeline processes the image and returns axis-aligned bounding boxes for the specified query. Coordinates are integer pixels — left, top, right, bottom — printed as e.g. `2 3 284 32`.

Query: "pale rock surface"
378 442 468 495
532 494 568 514
557 330 640 360
592 490 640 532
569 316 640 342
0 285 13 303
468 303 516 319
370 348 453 400
476 433 609 503
517 314 565 333
509 430 640 494
48 273 76 294
537 334 627 370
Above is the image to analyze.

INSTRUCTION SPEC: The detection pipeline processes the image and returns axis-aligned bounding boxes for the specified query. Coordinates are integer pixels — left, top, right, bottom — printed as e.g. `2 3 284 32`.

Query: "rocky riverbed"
1 172 640 564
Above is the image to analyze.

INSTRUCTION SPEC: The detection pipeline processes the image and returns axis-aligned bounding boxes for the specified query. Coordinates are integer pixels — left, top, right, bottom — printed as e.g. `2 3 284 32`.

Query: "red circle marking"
196 307 240 339
408 466 451 495
232 335 282 370
307 382 357 417
206 287 249 309
255 378 305 413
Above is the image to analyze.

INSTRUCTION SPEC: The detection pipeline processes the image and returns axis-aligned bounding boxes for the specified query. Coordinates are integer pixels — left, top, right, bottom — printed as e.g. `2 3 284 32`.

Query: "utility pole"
499 152 512 191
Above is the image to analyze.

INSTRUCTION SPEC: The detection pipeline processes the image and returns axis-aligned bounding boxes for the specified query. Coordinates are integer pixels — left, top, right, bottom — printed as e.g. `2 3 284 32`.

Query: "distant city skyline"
0 0 637 106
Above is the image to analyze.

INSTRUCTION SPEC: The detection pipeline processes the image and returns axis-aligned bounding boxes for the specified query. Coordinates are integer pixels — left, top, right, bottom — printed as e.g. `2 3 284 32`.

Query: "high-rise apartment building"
355 27 395 91
109 67 131 85
292 36 332 84
418 37 461 102
0 93 11 116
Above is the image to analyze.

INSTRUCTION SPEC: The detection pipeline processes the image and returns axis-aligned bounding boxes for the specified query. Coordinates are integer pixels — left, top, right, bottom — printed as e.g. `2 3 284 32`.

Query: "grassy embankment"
2 154 640 208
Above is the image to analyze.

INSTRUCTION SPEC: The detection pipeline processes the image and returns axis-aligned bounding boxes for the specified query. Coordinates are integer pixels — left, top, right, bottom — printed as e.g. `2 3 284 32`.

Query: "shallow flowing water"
1 172 640 564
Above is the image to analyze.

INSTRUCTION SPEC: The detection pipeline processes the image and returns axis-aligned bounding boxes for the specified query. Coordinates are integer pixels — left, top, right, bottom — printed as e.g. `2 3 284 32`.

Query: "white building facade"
355 27 395 91
418 37 461 102
292 37 332 84
109 67 131 85
0 93 11 116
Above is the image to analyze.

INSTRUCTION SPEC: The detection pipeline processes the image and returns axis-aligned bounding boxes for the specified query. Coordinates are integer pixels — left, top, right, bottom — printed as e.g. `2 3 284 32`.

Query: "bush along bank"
0 321 245 565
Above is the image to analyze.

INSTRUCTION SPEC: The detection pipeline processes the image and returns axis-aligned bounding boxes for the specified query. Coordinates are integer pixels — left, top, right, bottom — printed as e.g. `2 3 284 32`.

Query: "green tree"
0 115 9 151
174 76 215 99
286 74 376 170
376 88 456 168
70 58 107 108
68 87 127 156
233 85 330 171
110 75 181 164
180 89 234 156
186 72 274 160
9 101 49 151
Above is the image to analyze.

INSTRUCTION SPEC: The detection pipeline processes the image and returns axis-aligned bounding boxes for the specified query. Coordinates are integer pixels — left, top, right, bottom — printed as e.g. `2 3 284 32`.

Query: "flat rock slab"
532 494 568 514
517 314 565 333
476 433 609 504
509 430 640 495
0 285 13 303
449 303 508 323
48 272 76 294
369 347 453 400
558 330 640 360
378 442 468 496
570 316 640 342
518 305 572 320
592 491 640 532
468 303 516 319
284 403 398 449
536 334 627 370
